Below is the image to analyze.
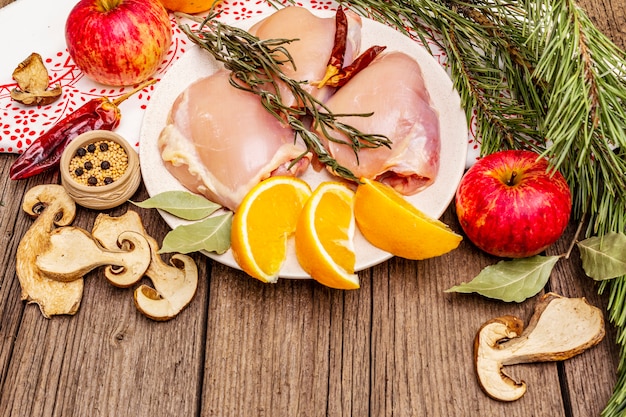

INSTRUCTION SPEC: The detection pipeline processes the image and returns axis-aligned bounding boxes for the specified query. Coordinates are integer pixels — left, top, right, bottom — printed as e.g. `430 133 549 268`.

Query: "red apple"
455 150 572 258
65 0 172 86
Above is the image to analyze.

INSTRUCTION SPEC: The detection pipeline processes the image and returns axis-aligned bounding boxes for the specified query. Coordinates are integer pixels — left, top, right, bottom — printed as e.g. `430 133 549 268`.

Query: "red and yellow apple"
455 150 572 258
65 0 172 86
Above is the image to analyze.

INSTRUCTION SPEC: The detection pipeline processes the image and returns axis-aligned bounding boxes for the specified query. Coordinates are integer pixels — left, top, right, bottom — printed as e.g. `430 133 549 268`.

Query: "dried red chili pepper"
10 79 155 180
315 7 387 89
314 6 349 88
325 6 348 80
327 45 387 88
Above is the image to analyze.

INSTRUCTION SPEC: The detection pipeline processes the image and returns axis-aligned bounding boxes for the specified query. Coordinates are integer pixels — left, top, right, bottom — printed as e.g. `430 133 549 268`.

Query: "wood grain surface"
0 1 623 416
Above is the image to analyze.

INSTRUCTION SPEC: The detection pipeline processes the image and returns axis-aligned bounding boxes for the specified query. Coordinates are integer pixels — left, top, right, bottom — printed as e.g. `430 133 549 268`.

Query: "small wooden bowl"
60 130 141 210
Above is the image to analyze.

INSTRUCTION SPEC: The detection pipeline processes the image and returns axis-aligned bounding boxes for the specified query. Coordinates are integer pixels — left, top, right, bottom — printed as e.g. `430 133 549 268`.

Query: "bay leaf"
445 255 561 302
159 212 233 255
132 191 221 221
577 232 626 280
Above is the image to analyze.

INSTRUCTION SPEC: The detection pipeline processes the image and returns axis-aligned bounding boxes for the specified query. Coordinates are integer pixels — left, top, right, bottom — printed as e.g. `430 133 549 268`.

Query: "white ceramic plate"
139 9 468 278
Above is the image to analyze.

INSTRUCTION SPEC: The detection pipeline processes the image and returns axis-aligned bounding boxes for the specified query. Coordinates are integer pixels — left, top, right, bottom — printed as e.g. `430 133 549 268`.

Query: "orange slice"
295 182 359 290
231 176 312 283
354 178 462 260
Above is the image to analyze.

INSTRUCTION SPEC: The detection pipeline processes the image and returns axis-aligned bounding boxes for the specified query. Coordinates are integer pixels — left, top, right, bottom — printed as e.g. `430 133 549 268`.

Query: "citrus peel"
354 177 462 260
295 181 359 290
230 176 312 283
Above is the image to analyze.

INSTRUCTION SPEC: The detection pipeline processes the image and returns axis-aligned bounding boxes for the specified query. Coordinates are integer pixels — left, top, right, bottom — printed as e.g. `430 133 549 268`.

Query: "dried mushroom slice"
11 52 62 106
16 185 83 318
474 292 605 401
35 227 151 287
133 252 198 322
92 211 198 321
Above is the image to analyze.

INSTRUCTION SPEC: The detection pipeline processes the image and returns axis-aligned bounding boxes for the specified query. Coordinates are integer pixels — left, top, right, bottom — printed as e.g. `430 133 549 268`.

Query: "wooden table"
0 1 623 416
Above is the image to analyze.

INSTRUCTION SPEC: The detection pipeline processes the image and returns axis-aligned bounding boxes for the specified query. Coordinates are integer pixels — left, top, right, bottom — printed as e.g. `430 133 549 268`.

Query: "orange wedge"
354 178 462 260
295 182 359 290
231 176 312 283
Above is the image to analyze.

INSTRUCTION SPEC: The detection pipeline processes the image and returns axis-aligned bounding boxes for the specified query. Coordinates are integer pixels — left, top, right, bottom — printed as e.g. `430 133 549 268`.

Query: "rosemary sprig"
177 12 391 182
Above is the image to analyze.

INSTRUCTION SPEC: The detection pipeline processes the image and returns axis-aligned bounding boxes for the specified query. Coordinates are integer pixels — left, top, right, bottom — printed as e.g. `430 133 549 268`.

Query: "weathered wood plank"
1 179 209 417
0 0 624 416
0 154 48 400
370 208 567 417
578 0 626 49
547 222 619 417
200 263 374 417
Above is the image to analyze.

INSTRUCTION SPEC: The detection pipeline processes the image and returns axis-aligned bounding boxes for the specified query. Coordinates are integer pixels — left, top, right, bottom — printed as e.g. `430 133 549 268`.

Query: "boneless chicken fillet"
158 70 310 211
318 52 441 195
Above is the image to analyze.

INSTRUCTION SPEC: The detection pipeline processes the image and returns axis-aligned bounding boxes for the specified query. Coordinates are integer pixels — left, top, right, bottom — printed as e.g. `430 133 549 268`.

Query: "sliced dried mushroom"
16 185 83 318
133 253 198 321
474 292 605 402
11 52 62 106
35 227 151 288
92 211 198 321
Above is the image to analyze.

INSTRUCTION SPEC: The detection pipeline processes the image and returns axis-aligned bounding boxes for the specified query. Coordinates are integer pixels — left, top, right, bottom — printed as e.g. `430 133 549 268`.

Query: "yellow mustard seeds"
68 140 129 186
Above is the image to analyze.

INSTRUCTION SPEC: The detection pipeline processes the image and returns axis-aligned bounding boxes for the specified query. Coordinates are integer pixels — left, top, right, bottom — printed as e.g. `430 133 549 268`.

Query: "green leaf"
577 232 626 281
159 212 233 255
445 255 561 303
132 191 221 221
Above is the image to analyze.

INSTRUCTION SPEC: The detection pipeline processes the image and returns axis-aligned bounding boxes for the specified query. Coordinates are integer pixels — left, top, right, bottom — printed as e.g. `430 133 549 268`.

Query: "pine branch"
330 0 626 413
341 0 550 155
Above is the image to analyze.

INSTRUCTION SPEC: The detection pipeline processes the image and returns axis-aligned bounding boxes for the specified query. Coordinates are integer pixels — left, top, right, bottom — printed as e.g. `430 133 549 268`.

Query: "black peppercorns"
69 140 129 186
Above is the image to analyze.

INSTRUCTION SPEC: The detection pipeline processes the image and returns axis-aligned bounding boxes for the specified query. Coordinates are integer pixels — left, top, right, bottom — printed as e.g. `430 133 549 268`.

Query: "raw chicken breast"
319 51 441 195
248 6 362 107
159 70 309 211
